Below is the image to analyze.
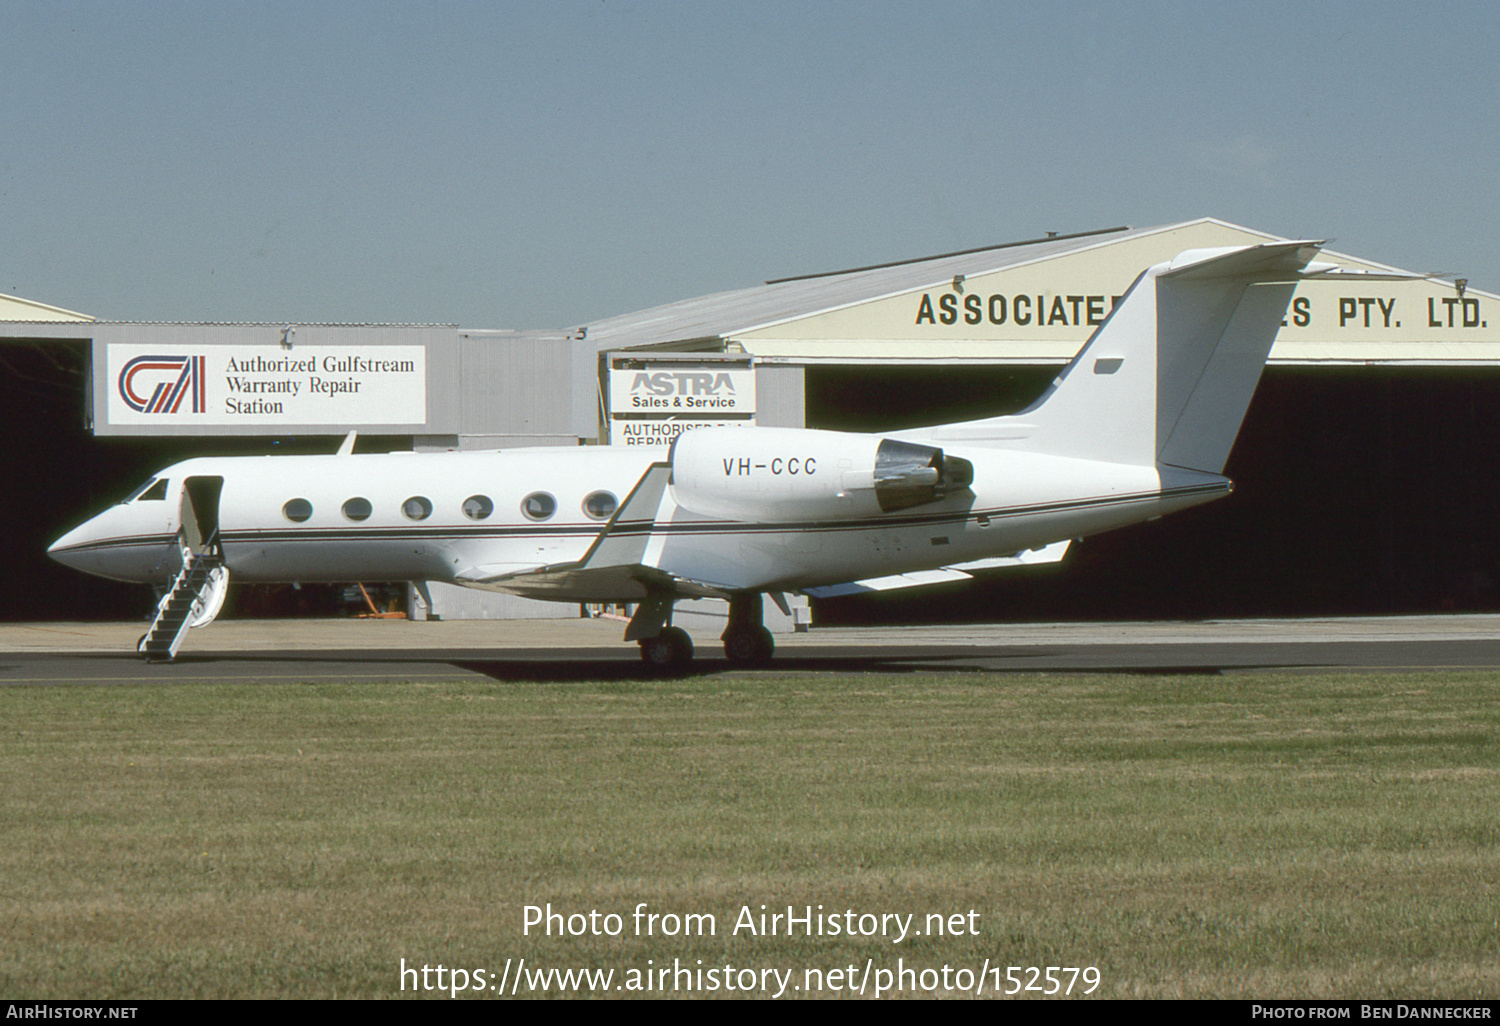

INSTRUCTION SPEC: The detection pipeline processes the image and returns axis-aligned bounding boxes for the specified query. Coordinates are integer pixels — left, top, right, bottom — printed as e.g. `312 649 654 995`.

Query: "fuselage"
47 440 1229 600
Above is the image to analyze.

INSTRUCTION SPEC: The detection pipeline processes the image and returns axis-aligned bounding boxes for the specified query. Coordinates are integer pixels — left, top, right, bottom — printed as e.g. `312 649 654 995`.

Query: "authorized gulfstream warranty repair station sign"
93 327 450 436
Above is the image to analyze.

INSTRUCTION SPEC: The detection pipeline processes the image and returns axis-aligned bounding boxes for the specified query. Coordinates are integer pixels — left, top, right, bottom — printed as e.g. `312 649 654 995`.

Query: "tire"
723 625 774 666
639 626 694 671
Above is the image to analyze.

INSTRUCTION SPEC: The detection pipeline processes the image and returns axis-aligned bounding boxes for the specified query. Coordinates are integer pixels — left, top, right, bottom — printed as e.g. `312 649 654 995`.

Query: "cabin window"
522 492 556 521
283 498 313 523
122 478 169 503
403 496 433 520
583 491 617 520
342 497 372 522
462 495 493 520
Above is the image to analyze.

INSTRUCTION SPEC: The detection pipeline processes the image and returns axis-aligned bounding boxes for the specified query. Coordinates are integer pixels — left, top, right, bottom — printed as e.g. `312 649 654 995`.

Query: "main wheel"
723 625 775 666
639 626 694 672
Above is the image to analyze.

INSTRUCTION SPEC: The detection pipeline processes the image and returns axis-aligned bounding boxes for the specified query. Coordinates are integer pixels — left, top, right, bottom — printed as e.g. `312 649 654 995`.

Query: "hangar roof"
584 223 1157 352
0 293 92 322
587 218 1499 365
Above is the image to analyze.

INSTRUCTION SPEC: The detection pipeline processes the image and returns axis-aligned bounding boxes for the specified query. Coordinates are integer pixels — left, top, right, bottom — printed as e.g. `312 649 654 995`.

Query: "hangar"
590 219 1500 622
7 217 1499 623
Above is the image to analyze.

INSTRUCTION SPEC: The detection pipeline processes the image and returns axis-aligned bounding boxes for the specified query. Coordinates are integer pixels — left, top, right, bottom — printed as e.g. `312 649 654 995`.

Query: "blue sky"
2 0 1496 328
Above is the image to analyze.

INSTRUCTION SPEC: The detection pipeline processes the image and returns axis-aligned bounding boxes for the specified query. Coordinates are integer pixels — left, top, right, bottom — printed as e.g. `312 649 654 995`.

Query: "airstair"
139 534 227 662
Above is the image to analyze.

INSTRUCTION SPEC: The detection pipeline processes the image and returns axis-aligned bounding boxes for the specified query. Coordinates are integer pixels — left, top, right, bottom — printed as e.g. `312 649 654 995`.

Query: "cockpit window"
122 478 169 503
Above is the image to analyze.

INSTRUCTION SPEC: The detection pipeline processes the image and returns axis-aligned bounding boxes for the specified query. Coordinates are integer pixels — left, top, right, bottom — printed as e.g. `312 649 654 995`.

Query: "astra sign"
608 364 756 416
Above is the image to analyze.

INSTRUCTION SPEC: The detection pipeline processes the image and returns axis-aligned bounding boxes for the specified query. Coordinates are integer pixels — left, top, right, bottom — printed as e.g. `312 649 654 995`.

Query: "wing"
451 462 733 602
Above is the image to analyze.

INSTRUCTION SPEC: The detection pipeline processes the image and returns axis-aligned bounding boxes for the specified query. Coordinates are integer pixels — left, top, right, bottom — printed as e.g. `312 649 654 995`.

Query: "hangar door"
805 364 1500 622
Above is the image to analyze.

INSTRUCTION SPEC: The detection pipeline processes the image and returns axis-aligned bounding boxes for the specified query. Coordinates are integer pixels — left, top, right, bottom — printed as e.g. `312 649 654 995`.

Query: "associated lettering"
915 291 1117 327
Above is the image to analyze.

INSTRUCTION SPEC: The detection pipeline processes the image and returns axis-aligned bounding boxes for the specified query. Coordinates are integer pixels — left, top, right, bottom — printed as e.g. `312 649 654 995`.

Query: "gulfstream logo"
117 355 205 413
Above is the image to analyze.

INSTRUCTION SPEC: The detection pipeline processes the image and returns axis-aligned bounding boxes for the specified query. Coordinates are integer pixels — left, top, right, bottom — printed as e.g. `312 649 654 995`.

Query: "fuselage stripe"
53 482 1224 559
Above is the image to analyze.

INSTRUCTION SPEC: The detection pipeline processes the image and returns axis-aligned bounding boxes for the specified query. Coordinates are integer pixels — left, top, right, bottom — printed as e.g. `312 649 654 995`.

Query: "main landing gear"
721 592 774 667
638 625 693 670
630 592 776 671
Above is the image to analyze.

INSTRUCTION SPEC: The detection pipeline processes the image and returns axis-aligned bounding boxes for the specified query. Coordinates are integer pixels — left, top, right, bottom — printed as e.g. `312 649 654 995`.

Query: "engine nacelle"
669 427 973 523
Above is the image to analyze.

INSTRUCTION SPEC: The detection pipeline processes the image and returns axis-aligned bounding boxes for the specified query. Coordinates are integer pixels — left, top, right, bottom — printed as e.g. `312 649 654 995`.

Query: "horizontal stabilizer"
1300 262 1441 282
803 569 970 598
945 540 1071 571
802 541 1070 598
1162 240 1324 278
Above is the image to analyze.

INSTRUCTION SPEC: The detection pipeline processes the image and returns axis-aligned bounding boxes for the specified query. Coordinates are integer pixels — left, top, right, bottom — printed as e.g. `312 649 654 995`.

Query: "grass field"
2 668 1498 999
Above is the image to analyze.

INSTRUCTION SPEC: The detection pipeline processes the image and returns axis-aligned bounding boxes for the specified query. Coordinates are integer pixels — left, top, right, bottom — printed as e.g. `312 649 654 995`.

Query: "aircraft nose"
48 519 104 575
48 505 178 583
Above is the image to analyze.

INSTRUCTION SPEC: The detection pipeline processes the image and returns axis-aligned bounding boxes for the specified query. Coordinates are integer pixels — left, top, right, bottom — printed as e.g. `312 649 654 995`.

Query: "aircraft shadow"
11 646 1338 686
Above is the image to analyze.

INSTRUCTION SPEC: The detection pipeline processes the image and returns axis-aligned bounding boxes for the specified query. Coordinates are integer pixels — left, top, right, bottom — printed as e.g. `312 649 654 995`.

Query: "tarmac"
6 612 1500 655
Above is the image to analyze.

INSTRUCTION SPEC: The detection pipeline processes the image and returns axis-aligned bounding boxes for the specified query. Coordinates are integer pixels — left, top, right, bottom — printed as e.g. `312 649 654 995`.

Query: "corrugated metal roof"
584 219 1277 352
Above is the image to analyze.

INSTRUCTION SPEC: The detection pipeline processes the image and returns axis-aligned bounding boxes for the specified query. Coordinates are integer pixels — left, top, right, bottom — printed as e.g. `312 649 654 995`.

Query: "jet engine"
668 427 974 523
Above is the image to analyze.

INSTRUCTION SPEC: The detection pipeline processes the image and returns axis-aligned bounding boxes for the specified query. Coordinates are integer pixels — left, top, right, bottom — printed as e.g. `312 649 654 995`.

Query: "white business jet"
50 240 1328 667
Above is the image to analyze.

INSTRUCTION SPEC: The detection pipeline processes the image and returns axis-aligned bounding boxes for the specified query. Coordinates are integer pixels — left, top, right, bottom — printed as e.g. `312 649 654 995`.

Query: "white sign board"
104 345 427 427
609 365 756 416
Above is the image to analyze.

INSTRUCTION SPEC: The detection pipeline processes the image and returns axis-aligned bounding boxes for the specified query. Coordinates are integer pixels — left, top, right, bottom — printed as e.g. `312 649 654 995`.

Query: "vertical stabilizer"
940 240 1322 473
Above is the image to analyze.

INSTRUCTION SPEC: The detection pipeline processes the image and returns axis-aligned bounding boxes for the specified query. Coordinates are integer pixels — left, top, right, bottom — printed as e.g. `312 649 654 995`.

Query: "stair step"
140 550 225 662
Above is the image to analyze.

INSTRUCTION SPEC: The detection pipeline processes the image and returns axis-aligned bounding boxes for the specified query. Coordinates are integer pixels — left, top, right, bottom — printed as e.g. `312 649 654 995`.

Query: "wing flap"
454 562 546 584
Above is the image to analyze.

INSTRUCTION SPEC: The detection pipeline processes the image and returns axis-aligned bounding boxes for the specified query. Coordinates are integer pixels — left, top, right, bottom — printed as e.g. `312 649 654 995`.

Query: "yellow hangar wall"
729 220 1498 365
